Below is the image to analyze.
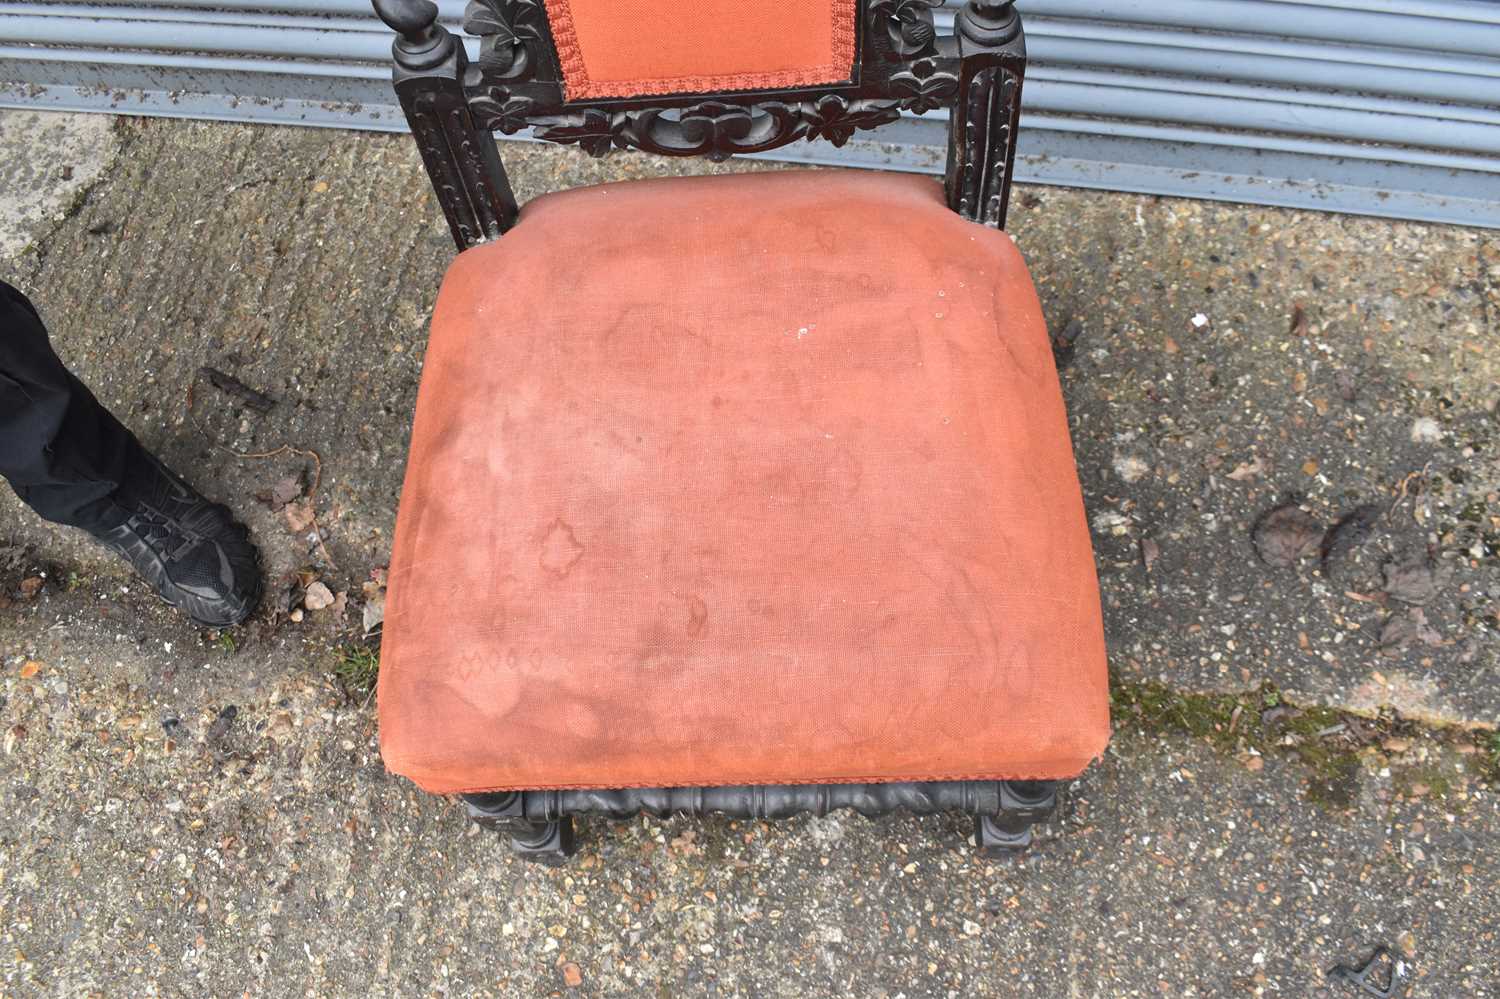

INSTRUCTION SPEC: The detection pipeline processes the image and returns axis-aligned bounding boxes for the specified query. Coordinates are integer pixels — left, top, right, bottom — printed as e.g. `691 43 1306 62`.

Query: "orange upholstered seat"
378 170 1109 795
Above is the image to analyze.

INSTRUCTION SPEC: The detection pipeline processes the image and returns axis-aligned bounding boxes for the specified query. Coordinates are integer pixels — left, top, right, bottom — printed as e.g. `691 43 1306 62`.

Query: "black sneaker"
90 451 262 627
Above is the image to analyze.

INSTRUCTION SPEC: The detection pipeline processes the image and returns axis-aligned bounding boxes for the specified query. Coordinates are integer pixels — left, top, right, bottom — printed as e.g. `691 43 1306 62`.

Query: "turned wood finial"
957 0 1020 46
371 0 454 69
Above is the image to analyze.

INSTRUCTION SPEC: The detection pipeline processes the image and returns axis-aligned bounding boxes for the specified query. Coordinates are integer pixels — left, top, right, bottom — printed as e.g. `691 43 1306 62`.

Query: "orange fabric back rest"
547 0 856 100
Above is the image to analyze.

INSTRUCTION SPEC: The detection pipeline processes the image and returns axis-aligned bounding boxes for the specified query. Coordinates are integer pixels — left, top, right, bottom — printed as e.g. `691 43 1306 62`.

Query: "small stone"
303 582 335 611
1409 417 1442 444
1382 738 1411 753
1244 755 1264 772
362 594 385 635
18 660 42 679
562 963 583 988
962 920 981 936
1113 454 1151 483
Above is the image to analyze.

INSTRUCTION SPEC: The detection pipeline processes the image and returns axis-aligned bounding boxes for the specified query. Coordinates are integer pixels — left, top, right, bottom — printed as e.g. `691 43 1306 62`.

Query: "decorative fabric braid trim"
546 0 857 100
409 763 1098 797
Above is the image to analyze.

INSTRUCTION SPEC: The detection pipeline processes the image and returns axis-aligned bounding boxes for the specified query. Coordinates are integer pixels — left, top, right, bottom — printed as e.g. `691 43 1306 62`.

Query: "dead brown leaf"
18 576 43 599
283 500 316 533
1251 504 1323 568
1381 553 1450 606
1140 537 1161 572
1379 607 1443 654
1289 302 1309 337
264 475 303 511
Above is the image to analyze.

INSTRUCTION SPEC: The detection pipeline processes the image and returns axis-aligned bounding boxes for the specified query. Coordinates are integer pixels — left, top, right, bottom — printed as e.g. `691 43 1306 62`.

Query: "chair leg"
506 818 576 866
973 780 1059 857
461 791 578 866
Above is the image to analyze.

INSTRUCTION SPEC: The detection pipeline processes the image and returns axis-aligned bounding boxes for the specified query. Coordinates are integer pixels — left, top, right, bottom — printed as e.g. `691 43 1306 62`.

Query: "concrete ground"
1 111 1497 997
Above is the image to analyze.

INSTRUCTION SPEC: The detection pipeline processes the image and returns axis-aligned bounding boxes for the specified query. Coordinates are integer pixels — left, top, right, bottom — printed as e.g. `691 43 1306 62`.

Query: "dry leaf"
1140 537 1161 573
18 660 41 679
1227 456 1266 481
19 576 43 598
283 500 316 533
562 963 583 988
1380 607 1443 654
1289 302 1309 337
1381 553 1450 605
267 475 303 510
1251 504 1323 568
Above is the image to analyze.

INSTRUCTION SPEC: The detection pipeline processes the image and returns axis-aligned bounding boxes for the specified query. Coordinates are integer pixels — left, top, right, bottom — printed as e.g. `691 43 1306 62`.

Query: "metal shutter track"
1 1 1496 226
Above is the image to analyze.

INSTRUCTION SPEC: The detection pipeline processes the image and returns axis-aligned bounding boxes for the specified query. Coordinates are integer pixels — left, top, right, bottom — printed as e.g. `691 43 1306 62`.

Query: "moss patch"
1110 678 1493 808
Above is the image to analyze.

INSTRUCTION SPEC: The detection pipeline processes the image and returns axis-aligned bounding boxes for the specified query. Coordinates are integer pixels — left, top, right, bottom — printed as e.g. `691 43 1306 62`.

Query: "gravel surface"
3 585 1497 997
1 112 1497 997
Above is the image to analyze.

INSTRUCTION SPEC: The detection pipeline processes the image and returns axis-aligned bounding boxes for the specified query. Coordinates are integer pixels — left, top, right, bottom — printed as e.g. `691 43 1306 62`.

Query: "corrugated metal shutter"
1 0 1497 226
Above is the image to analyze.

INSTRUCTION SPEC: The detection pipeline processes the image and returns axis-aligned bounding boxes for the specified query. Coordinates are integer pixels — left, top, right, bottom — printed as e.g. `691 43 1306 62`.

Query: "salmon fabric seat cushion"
379 170 1109 794
546 0 855 99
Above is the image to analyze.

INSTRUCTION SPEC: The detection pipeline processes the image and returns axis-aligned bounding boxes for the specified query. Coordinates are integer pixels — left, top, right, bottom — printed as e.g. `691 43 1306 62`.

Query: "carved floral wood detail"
458 0 961 160
375 0 1025 247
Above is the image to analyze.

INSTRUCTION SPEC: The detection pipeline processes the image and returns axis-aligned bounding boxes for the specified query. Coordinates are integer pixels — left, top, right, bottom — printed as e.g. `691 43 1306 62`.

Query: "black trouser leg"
0 280 142 533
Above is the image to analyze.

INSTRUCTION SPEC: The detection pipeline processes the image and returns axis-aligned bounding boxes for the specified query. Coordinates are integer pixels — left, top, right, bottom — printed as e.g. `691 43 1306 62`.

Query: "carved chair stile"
371 0 1109 864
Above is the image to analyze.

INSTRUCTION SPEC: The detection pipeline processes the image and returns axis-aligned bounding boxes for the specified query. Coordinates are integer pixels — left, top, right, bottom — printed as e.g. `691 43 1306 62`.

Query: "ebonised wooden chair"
370 0 1109 863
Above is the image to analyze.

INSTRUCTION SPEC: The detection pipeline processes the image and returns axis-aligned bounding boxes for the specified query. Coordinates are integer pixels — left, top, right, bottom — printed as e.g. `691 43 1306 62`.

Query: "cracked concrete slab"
2 584 1497 997
0 111 120 268
1 116 1493 727
0 114 1498 998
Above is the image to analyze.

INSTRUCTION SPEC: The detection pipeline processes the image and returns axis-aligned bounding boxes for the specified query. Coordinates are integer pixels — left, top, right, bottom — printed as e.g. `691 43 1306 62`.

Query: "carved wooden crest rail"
372 0 1025 248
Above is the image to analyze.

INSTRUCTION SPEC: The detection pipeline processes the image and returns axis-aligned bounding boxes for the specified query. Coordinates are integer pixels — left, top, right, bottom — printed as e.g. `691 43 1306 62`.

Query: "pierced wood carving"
530 96 905 161
458 0 962 161
373 0 1027 249
463 0 546 80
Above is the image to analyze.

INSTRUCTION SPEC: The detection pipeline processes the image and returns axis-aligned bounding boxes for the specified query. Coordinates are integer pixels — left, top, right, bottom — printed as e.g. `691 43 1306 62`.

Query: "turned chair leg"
973 780 1059 856
462 791 578 866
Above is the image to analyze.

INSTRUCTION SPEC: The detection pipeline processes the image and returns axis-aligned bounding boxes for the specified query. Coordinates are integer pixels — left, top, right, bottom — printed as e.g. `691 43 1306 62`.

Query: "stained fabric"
378 170 1110 794
546 0 856 99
